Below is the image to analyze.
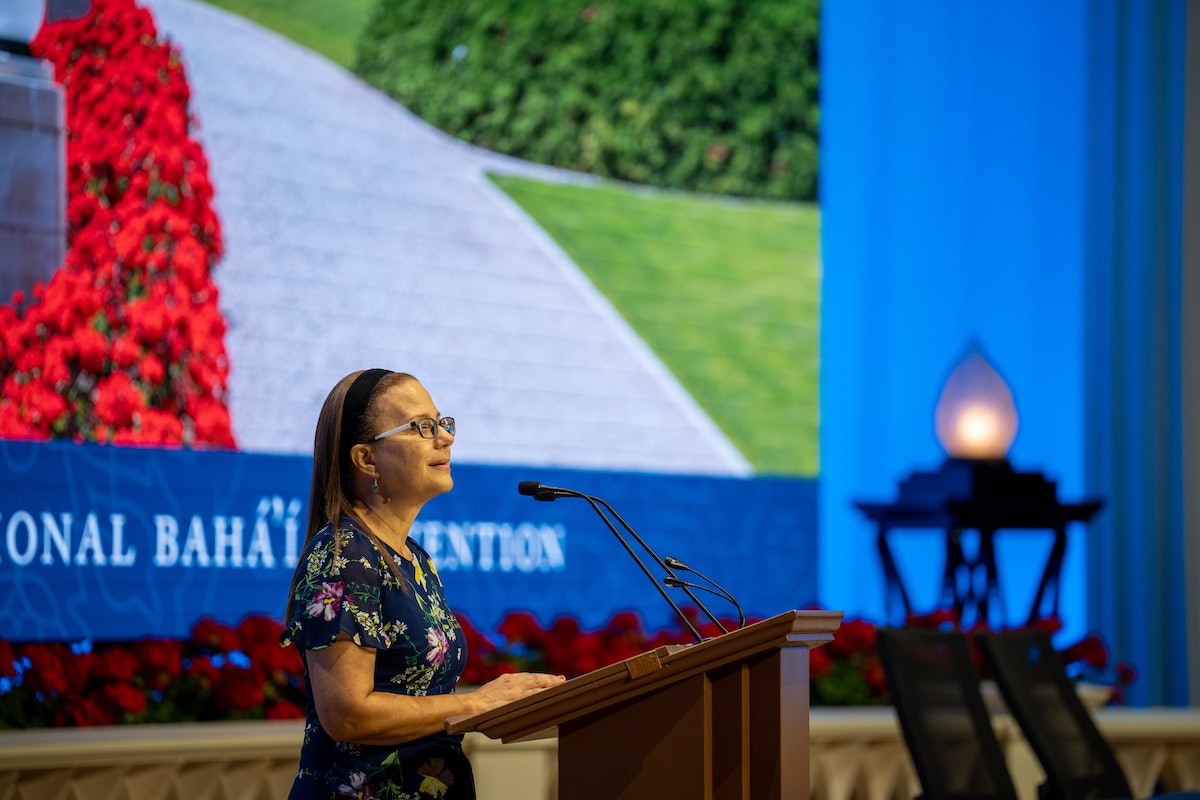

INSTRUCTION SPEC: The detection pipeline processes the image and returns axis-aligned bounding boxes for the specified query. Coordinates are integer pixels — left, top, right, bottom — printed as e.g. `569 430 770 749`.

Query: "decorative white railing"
0 708 1196 800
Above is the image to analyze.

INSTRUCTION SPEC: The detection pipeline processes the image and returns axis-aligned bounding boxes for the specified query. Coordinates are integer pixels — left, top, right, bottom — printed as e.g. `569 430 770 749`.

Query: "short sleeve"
281 523 407 651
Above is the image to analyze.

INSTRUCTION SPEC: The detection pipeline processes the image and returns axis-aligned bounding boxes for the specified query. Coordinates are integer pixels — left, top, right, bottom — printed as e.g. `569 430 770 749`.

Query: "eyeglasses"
373 417 455 441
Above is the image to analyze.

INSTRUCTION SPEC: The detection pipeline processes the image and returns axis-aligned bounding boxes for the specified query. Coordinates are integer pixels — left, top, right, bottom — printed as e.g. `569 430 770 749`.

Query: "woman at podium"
280 369 564 799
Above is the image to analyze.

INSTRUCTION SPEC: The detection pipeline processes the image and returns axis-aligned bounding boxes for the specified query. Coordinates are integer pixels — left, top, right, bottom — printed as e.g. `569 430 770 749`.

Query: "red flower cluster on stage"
0 615 303 729
457 608 747 686
0 0 234 448
807 616 891 706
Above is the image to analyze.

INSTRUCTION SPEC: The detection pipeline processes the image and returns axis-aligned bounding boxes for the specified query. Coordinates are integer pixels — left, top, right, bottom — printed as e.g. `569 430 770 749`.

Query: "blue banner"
0 440 817 641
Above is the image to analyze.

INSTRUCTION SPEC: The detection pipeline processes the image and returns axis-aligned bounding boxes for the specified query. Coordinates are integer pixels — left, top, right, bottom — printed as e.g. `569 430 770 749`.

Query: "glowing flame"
935 348 1018 459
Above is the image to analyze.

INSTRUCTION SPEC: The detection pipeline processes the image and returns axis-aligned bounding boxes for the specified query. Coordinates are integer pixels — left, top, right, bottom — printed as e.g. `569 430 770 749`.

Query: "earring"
371 476 380 494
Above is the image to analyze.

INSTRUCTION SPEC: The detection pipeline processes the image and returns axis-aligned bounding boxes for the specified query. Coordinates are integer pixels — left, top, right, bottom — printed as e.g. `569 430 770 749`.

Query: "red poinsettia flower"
265 699 306 720
192 616 241 653
0 639 17 679
213 663 266 713
101 681 149 717
1060 632 1109 671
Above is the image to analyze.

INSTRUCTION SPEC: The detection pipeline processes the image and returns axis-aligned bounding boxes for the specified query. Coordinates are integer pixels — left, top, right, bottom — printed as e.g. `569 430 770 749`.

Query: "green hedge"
355 0 820 201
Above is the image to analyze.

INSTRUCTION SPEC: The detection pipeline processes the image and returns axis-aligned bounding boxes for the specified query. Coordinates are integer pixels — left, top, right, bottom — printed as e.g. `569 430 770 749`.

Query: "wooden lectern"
447 609 843 800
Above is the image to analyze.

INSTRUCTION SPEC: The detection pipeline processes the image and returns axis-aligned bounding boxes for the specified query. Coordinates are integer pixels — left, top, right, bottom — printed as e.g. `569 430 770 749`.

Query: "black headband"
340 368 392 449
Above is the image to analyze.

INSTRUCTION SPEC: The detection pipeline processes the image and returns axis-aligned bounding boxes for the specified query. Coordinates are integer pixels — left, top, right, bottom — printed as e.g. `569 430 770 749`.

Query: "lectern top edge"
445 608 843 739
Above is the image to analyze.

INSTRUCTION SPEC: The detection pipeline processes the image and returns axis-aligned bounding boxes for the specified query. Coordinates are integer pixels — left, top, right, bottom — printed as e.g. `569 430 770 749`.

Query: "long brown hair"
284 369 416 622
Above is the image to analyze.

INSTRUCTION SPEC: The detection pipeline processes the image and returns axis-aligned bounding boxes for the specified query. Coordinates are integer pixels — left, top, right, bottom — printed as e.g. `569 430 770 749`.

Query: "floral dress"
281 519 472 800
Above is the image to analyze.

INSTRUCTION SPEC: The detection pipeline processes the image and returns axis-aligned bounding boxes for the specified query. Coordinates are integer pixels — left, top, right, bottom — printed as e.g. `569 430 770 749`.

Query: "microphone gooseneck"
662 561 746 630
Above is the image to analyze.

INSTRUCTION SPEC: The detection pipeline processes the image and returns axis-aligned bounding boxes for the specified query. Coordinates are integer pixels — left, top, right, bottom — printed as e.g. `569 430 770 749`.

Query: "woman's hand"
468 672 566 715
307 636 565 745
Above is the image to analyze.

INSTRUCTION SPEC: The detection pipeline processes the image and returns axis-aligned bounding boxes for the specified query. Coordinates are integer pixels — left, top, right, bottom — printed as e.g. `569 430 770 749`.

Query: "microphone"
663 557 746 630
517 481 729 640
517 480 568 502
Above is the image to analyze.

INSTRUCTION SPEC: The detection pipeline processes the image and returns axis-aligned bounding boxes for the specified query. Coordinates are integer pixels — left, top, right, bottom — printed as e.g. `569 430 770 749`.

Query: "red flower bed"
461 607 744 685
0 615 304 728
0 0 234 448
0 607 1135 728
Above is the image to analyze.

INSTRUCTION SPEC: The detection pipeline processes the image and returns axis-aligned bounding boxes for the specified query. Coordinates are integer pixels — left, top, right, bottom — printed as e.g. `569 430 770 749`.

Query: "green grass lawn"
490 175 821 476
197 0 374 70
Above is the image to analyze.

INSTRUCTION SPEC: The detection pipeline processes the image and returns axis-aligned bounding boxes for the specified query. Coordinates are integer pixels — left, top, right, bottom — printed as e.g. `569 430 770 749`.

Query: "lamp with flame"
934 347 1018 460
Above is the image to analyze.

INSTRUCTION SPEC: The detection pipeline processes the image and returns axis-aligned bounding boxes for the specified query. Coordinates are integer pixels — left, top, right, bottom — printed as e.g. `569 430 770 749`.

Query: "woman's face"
367 379 454 506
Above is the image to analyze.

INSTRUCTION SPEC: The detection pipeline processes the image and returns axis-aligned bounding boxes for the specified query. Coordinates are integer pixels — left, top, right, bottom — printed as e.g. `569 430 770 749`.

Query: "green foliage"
811 655 888 706
357 0 821 201
490 174 820 475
